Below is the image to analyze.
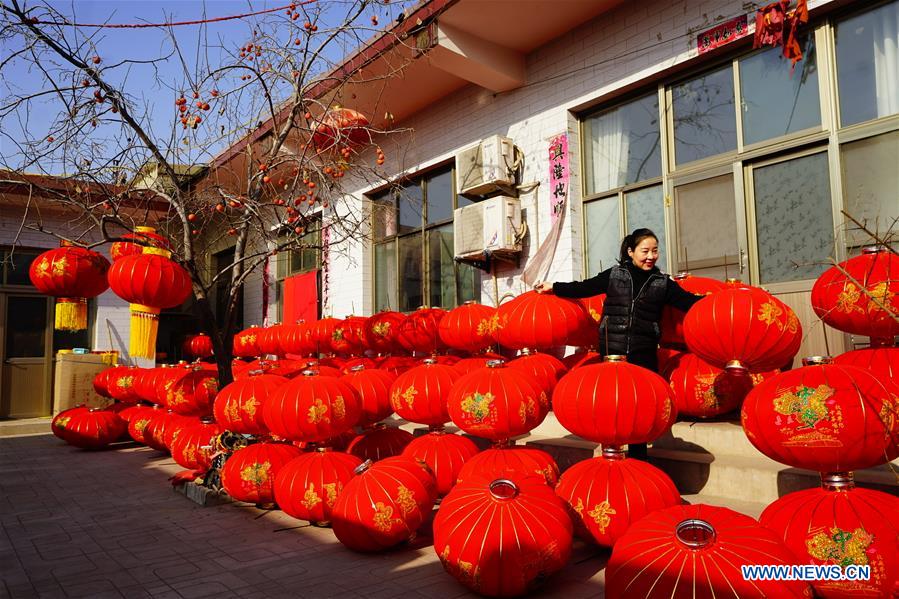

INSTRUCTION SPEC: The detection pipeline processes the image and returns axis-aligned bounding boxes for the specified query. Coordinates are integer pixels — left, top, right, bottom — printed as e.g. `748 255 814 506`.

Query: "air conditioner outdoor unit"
453 195 522 260
455 135 518 196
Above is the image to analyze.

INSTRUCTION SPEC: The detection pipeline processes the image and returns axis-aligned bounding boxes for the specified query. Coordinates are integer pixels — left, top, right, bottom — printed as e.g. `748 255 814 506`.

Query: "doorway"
0 294 52 418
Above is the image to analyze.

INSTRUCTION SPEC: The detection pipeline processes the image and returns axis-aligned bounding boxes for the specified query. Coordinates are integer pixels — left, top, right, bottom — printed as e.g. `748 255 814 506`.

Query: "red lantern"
51 406 89 442
452 353 504 376
295 429 357 452
213 373 286 435
256 324 286 357
684 286 802 372
59 407 127 449
346 424 414 463
389 359 460 426
506 349 567 396
552 356 676 446
571 294 606 347
438 302 497 353
811 246 899 343
397 307 448 354
311 107 371 152
182 333 213 359
306 317 340 354
220 442 303 505
107 248 192 359
29 245 110 331
109 226 168 261
741 357 899 472
165 367 218 417
151 366 186 405
401 431 479 496
332 456 437 552
760 476 899 599
606 504 812 598
434 475 573 597
233 326 262 358
554 449 681 547
366 311 406 354
668 352 761 418
561 348 601 370
263 371 361 443
273 449 362 525
126 405 160 444
493 291 591 350
280 321 314 356
660 273 726 348
447 361 547 441
92 368 115 399
377 355 416 376
341 366 396 427
657 346 686 378
106 366 143 404
456 446 559 487
834 345 899 384
142 408 177 452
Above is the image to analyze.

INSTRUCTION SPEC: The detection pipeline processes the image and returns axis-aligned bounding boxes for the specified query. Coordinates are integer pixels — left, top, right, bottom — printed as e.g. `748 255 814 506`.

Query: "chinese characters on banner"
548 133 569 224
697 14 749 55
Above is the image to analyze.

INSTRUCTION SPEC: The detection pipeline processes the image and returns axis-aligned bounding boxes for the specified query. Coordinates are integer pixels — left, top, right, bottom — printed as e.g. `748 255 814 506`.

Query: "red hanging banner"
697 14 749 55
283 269 319 324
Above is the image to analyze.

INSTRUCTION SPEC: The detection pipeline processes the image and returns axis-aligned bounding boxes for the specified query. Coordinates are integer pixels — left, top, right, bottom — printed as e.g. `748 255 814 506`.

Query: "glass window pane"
428 225 456 308
584 93 662 195
397 184 423 235
6 249 41 286
372 197 396 240
375 241 397 312
457 262 479 306
841 130 899 247
673 174 738 279
585 197 620 275
5 296 47 358
754 153 833 283
398 235 423 312
625 185 666 271
836 1 899 127
740 35 821 145
426 169 454 225
672 66 737 165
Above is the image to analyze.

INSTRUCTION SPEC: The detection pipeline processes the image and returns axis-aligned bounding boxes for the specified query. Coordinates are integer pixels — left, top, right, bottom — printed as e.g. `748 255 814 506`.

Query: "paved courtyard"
0 432 607 598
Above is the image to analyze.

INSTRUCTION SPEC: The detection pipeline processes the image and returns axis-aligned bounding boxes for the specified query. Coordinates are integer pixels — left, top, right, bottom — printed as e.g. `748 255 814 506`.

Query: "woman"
535 228 701 459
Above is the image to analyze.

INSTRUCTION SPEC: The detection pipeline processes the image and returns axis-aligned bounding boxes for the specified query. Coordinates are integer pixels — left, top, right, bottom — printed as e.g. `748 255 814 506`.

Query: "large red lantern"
331 456 437 552
760 475 899 598
434 474 573 597
401 431 479 496
447 361 547 441
273 449 362 525
554 448 681 547
182 333 213 359
552 356 676 446
220 442 303 505
438 302 496 353
330 316 368 355
389 359 460 426
684 286 802 372
307 317 341 354
506 350 567 396
280 321 314 356
165 367 218 417
660 273 726 348
170 417 221 470
346 424 414 463
668 352 761 418
107 247 192 359
213 373 286 435
455 446 559 487
109 226 168 261
51 406 89 442
811 246 899 343
233 326 262 358
29 245 110 331
493 291 591 350
126 404 161 444
145 410 190 452
834 344 899 385
741 357 899 472
606 504 812 598
58 407 126 449
92 368 115 399
366 311 406 354
341 366 395 427
397 307 448 354
106 366 143 404
256 324 286 357
263 371 361 443
311 107 371 152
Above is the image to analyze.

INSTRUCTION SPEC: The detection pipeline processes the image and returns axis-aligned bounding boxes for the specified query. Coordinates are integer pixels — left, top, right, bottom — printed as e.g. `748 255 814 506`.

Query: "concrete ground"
0 431 607 599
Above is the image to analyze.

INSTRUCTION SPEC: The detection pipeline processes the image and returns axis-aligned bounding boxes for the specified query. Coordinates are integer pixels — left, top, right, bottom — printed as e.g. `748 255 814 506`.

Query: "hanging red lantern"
106 366 143 404
366 311 406 354
213 373 286 435
346 424 414 463
606 503 812 598
311 106 371 152
51 406 89 442
811 246 899 344
165 367 218 417
447 361 547 441
660 273 726 348
29 244 110 331
182 333 213 359
341 366 396 427
668 352 763 418
109 226 168 261
493 291 591 350
263 371 361 443
220 442 303 505
741 356 899 472
506 349 567 396
401 431 479 496
107 247 192 359
834 344 899 384
552 356 676 446
389 359 460 426
760 475 899 599
233 325 262 358
332 456 437 552
273 449 362 525
58 407 127 449
456 446 559 487
554 448 681 547
438 301 497 353
397 307 448 354
684 286 802 372
434 474 573 597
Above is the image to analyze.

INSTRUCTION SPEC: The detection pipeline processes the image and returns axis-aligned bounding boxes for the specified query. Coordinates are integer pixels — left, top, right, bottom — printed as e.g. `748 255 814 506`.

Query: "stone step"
654 419 759 459
681 493 768 520
0 417 52 438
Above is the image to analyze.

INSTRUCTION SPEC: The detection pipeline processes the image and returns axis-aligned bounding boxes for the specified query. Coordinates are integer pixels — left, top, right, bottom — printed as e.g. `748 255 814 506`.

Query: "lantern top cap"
601 445 626 460
724 359 748 373
422 358 438 365
821 471 855 491
486 359 505 368
301 369 317 377
315 446 332 453
489 479 519 500
200 416 215 424
604 355 627 363
861 245 887 254
802 356 833 366
354 459 373 475
350 364 365 372
675 518 716 549
133 226 157 233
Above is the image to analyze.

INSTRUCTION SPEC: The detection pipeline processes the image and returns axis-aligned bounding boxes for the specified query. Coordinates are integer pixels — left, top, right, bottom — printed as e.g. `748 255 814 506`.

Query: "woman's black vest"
598 266 667 355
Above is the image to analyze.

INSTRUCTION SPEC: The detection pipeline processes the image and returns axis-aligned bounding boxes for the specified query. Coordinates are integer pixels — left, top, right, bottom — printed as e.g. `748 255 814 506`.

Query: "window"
673 174 739 279
1 247 42 286
840 130 899 246
276 219 321 322
372 166 479 312
672 65 737 165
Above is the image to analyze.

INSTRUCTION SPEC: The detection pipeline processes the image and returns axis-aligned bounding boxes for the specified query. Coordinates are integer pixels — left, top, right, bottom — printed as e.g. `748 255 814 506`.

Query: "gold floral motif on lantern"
323 482 339 507
866 282 894 314
773 384 835 430
693 374 718 409
332 396 346 421
242 397 259 417
518 398 537 425
396 485 416 517
488 313 507 334
879 395 898 434
117 375 134 389
241 334 257 346
460 391 494 423
35 258 52 278
372 502 401 532
202 378 218 393
537 391 549 409
183 445 197 464
168 389 186 406
56 416 71 429
52 257 68 277
456 560 480 590
371 321 390 337
588 308 601 323
307 398 330 424
572 498 585 516
332 328 345 341
240 461 271 486
662 397 673 423
224 401 241 424
784 311 799 334
835 283 864 314
806 526 874 568
588 501 616 534
391 386 417 411
757 301 784 328
133 419 149 432
475 318 492 337
302 484 322 509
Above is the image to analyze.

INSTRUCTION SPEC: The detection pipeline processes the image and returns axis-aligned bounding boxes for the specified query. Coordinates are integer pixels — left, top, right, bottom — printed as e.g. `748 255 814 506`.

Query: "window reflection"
672 66 737 165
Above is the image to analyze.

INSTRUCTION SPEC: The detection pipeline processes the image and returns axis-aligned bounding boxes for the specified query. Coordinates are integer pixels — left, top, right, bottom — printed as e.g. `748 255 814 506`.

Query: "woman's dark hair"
618 228 658 264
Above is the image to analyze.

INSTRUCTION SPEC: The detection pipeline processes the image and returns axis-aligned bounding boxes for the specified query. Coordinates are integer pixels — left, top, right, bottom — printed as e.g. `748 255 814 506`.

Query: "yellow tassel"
55 298 87 331
130 307 160 359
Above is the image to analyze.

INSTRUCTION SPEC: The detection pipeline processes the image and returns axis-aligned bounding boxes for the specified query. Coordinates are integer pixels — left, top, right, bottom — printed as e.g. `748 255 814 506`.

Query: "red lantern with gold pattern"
684 286 802 372
456 446 559 488
760 475 899 599
107 247 192 359
555 448 681 547
447 361 547 441
606 504 811 598
51 406 89 442
811 246 899 344
60 407 127 449
741 357 899 472
106 366 143 404
401 430 479 496
309 317 341 354
311 107 371 152
29 245 110 331
341 366 396 427
346 424 414 463
493 291 591 350
280 321 314 356
126 404 161 444
233 325 262 358
366 311 406 354
506 349 567 396
389 359 460 426
834 344 899 385
331 456 437 552
109 226 168 261
332 316 368 355
263 371 361 443
92 368 115 399
552 356 676 446
165 367 218 417
571 294 606 348
220 442 303 505
182 333 213 359
434 474 573 597
438 301 497 353
273 449 363 525
170 417 221 470
213 373 286 435
146 410 190 452
660 273 726 348
668 352 767 418
397 307 448 354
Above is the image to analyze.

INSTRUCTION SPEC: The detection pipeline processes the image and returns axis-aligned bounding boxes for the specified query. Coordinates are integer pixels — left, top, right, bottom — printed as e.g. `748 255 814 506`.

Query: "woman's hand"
534 281 553 294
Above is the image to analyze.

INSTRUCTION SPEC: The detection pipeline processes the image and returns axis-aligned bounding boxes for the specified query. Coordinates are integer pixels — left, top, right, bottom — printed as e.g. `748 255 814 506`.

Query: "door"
1 294 52 418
